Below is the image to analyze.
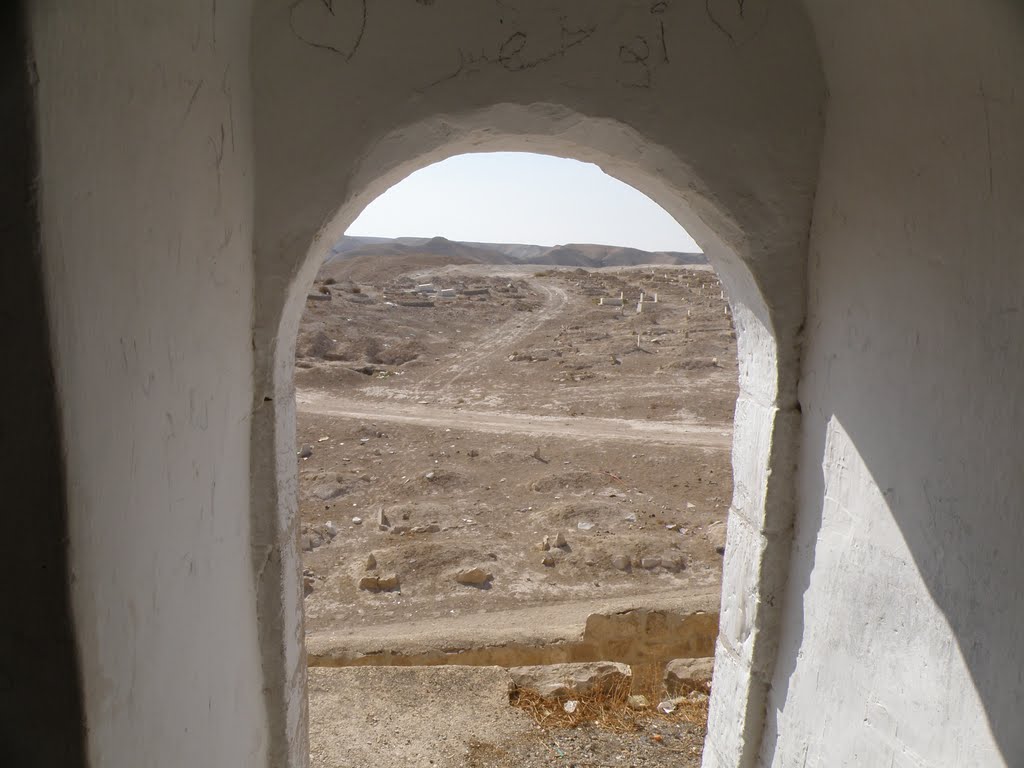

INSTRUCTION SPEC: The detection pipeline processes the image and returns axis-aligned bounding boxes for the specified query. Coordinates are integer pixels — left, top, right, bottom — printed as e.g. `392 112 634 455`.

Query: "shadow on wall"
762 234 1024 764
0 4 87 766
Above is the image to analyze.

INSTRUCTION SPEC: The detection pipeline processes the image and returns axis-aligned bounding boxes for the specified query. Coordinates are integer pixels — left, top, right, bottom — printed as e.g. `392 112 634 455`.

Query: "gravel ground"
309 666 706 768
467 702 706 767
467 720 705 767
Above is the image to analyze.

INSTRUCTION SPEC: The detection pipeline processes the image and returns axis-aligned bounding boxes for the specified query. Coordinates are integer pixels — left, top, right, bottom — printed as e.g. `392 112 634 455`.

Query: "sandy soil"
309 666 706 768
295 262 735 765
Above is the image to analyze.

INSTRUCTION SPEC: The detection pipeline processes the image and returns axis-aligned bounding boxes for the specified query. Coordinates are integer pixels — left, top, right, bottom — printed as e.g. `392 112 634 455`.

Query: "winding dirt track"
299 274 730 449
295 391 731 449
412 279 570 395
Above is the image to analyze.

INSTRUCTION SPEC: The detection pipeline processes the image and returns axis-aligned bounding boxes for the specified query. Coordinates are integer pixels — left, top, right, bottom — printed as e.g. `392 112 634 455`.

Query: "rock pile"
509 662 631 699
358 573 400 592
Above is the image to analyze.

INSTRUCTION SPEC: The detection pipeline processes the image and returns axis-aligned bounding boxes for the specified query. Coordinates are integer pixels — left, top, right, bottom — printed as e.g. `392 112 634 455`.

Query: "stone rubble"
663 657 715 696
358 573 400 592
509 661 632 699
455 567 493 586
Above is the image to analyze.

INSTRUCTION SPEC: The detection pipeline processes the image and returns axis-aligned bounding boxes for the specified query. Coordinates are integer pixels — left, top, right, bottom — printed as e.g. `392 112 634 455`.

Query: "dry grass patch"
509 671 709 735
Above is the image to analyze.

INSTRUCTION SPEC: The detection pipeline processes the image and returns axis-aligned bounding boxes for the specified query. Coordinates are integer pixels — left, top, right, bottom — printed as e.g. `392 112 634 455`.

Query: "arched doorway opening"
293 150 734 762
249 101 813 767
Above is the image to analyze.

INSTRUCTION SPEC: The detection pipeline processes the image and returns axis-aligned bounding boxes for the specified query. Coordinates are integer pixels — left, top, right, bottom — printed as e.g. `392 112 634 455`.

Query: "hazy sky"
347 152 701 253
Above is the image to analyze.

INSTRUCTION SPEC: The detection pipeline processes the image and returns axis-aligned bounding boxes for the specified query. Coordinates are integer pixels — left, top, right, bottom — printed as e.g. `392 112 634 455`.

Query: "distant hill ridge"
327 235 706 269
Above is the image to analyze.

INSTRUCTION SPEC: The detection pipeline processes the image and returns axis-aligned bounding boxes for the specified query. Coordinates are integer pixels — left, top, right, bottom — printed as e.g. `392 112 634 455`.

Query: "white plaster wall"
763 2 1024 765
29 2 270 766
25 2 1024 765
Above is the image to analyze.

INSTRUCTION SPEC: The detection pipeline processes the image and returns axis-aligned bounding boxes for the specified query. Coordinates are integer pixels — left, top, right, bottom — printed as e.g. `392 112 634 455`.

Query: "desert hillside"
327 235 707 272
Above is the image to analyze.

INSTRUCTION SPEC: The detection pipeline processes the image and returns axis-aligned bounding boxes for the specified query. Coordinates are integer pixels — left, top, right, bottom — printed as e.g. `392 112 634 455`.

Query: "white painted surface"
28 1 1024 766
30 2 269 767
762 3 1024 767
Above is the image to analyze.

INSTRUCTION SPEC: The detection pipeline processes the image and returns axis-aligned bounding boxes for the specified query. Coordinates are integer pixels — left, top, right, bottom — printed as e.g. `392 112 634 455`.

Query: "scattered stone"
624 512 637 523
640 556 661 569
541 554 555 567
376 508 391 530
576 521 595 532
351 516 363 525
656 699 677 714
509 662 631 699
411 524 441 534
455 567 493 586
424 471 436 480
661 554 686 572
312 483 345 501
317 435 330 442
357 575 379 591
390 525 410 535
611 555 631 571
302 574 316 596
376 573 400 591
365 554 377 570
664 657 715 696
627 694 650 711
537 536 551 551
358 573 400 592
467 449 480 458
563 700 578 714
298 444 313 459
323 521 338 539
553 532 568 548
301 535 315 552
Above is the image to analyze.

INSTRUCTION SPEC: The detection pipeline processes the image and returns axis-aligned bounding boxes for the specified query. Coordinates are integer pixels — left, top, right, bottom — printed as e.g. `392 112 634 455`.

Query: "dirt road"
296 389 732 449
412 278 570 394
306 586 720 663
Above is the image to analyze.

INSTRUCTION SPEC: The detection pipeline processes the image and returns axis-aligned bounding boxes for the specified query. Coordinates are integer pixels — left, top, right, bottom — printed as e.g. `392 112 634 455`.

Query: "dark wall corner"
0 3 88 766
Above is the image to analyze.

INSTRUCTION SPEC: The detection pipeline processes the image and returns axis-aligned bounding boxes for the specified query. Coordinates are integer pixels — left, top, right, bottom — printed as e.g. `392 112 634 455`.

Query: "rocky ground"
295 260 736 766
309 663 710 768
464 719 707 768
